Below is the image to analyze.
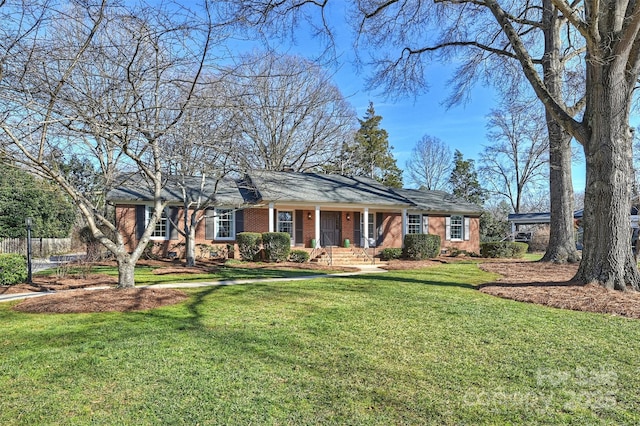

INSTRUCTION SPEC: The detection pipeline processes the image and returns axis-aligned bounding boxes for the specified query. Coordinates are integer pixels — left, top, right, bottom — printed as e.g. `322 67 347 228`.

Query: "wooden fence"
0 238 72 258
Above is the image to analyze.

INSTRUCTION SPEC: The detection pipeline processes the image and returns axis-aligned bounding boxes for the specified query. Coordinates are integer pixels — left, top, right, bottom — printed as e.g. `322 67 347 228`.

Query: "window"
450 215 463 240
214 208 235 240
146 206 168 239
278 211 294 240
408 214 421 234
359 213 376 246
360 213 375 238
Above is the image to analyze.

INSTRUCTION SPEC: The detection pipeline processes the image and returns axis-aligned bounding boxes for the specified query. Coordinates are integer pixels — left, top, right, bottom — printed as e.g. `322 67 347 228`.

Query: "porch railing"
320 231 335 266
360 247 376 265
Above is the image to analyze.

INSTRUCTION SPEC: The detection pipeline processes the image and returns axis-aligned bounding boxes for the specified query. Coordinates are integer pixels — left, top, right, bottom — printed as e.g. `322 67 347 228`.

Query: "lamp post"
25 217 32 284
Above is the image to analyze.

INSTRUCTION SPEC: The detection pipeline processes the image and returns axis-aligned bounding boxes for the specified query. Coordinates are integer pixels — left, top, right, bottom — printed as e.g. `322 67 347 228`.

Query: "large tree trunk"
542 121 580 263
116 255 136 288
540 0 580 263
575 72 640 291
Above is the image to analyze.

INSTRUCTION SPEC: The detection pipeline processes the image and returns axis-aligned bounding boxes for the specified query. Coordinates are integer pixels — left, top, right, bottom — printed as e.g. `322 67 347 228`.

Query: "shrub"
199 244 227 259
404 234 441 260
237 232 262 261
529 227 550 252
480 242 528 258
448 248 480 258
380 247 403 260
0 254 27 285
262 232 291 262
142 241 164 260
289 250 310 263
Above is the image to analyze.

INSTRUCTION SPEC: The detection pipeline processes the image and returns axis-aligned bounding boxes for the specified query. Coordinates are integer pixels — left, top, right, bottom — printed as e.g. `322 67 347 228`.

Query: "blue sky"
231 6 589 197
309 47 589 195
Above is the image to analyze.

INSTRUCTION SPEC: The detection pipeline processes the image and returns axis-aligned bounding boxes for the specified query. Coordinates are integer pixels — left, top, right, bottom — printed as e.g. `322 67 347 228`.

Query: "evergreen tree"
344 102 403 188
449 150 486 205
0 166 76 238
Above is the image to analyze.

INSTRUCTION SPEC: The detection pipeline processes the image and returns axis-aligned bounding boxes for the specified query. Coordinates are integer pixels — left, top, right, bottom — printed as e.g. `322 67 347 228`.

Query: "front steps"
310 247 379 265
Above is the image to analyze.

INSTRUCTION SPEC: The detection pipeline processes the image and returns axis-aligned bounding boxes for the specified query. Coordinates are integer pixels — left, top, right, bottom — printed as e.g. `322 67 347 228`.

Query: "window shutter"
376 212 384 246
445 216 451 241
169 207 179 240
205 209 214 240
464 217 470 241
136 205 146 240
422 215 429 234
353 212 361 246
273 208 278 231
295 210 303 244
235 209 244 235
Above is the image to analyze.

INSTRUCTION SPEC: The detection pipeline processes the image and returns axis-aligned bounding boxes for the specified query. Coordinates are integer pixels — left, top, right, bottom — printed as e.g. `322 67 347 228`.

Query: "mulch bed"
479 261 640 319
13 288 189 314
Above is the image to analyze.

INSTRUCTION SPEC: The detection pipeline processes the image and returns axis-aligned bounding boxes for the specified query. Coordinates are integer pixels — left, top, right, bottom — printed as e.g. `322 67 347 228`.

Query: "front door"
320 211 341 246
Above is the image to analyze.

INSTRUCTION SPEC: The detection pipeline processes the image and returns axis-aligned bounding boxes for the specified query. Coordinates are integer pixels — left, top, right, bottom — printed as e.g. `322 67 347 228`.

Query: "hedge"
380 248 403 261
289 250 310 263
404 234 441 260
0 253 27 285
480 242 528 258
237 232 263 261
262 232 291 262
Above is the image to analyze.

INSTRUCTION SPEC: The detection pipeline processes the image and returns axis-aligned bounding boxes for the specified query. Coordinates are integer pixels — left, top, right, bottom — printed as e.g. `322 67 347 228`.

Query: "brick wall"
377 213 403 248
244 208 269 233
342 211 355 246
429 216 481 253
114 204 481 256
302 210 316 247
115 205 138 253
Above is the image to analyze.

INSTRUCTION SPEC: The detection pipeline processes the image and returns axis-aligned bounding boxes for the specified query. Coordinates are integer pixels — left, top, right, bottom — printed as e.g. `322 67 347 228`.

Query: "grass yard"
39 263 329 285
2 263 640 425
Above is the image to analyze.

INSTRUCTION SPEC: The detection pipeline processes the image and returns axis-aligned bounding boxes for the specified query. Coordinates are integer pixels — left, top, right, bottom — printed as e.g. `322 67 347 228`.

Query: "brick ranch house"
108 171 483 261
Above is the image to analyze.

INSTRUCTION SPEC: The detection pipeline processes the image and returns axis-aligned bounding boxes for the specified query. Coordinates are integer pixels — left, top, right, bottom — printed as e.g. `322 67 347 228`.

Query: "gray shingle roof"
107 171 483 215
106 175 247 206
247 171 413 206
393 188 483 216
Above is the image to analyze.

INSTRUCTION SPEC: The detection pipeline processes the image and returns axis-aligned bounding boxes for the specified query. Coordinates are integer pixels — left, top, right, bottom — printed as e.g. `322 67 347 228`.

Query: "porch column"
511 221 516 241
402 209 407 247
363 207 369 248
315 205 321 248
268 203 275 232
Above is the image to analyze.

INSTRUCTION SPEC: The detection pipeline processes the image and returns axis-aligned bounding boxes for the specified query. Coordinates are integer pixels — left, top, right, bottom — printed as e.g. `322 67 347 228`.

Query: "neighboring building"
508 208 639 250
107 171 483 259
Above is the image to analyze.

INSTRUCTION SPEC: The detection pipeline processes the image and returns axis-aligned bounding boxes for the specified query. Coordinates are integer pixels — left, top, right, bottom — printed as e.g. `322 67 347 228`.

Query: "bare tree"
160 83 238 267
224 1 640 290
406 134 452 190
0 1 223 287
480 98 549 214
225 51 357 172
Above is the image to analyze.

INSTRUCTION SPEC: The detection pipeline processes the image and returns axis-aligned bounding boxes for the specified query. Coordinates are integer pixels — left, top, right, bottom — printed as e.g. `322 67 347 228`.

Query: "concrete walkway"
0 264 388 303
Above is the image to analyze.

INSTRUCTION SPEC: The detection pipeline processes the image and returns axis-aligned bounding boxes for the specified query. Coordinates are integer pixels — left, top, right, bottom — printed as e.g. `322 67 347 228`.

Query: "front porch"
264 203 408 249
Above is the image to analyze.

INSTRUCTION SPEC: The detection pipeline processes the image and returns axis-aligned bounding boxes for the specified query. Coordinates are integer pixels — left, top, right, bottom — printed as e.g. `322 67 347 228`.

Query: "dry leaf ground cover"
479 260 640 319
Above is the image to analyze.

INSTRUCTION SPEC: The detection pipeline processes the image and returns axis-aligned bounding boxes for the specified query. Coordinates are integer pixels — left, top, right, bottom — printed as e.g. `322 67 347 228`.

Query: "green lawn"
2 263 640 425
41 263 329 285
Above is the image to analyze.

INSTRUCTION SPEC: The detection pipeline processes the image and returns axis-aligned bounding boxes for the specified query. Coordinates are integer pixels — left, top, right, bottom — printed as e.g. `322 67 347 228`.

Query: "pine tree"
344 102 403 188
449 150 485 205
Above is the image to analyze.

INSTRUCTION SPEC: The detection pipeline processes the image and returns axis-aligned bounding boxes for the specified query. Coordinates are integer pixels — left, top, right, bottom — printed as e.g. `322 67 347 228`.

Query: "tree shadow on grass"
477 280 584 290
338 272 478 290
